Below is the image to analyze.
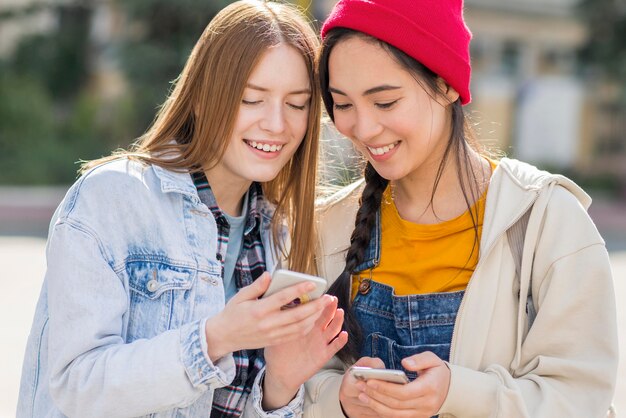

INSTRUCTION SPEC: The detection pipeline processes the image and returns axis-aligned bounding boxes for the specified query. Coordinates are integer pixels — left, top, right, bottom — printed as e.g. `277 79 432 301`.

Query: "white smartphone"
350 366 409 384
261 269 327 304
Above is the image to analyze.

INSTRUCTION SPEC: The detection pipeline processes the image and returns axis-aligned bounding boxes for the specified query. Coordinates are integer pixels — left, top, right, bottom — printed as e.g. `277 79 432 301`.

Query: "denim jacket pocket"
126 260 196 341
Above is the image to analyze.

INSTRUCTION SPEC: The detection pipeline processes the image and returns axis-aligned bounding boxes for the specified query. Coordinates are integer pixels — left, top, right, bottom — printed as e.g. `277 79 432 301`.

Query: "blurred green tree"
115 0 233 134
0 2 100 185
0 0 233 184
0 0 312 184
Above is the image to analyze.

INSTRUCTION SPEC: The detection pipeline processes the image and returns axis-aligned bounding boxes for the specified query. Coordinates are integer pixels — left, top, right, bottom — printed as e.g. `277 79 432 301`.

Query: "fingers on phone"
353 357 385 370
324 307 344 338
316 296 337 320
330 331 348 354
271 313 319 343
236 273 271 301
269 281 316 307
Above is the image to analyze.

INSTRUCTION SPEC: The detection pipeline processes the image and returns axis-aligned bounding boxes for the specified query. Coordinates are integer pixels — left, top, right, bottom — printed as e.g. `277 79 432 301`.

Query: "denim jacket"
17 159 303 418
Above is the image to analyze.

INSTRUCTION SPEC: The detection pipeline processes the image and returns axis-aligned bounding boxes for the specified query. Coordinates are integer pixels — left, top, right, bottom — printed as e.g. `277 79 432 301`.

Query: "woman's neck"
202 168 251 217
392 147 490 225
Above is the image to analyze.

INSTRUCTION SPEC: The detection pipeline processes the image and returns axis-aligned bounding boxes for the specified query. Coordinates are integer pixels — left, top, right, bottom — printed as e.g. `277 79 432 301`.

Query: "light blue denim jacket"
17 159 303 418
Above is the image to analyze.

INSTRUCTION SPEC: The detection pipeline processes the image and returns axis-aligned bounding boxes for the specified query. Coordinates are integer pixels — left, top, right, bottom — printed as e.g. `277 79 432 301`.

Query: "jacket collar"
480 158 590 253
152 164 201 202
192 170 266 236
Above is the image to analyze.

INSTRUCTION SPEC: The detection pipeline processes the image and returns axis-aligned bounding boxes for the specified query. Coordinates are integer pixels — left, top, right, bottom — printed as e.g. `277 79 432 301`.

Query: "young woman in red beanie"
303 0 618 417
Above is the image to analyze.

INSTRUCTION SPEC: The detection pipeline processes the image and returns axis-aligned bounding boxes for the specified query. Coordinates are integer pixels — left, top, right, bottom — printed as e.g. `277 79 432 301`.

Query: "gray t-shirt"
222 195 248 301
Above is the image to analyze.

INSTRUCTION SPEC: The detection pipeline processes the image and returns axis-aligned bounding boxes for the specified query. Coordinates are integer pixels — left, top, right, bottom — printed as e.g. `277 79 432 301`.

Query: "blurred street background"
1 0 625 416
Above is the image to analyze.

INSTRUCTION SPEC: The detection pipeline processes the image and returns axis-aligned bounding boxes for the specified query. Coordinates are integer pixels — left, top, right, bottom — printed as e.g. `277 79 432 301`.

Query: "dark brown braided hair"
319 28 484 363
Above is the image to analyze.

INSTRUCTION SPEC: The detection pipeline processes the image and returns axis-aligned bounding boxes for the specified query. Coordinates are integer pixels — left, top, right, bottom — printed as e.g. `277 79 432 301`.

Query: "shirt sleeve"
303 357 348 417
242 368 305 417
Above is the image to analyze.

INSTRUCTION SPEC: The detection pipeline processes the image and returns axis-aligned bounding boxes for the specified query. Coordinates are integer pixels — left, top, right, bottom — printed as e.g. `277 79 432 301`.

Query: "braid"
328 162 388 363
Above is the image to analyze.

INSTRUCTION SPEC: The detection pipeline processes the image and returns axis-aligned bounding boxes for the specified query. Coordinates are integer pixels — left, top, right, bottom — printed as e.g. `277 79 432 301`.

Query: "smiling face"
328 36 457 182
208 42 311 189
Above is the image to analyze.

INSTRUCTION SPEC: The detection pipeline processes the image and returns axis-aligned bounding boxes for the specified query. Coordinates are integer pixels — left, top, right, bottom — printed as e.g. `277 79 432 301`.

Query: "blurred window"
540 48 574 74
470 39 486 72
501 40 520 77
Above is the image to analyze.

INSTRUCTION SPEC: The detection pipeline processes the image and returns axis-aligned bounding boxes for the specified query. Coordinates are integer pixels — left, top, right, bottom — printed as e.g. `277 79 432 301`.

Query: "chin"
248 170 283 184
369 165 398 181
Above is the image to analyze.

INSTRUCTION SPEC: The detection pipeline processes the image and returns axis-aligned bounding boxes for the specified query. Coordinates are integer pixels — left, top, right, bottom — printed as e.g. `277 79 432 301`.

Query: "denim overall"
352 211 464 381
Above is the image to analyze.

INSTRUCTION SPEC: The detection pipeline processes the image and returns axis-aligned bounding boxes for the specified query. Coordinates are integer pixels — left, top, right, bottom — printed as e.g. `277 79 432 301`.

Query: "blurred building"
2 0 625 183
468 0 625 180
466 0 586 166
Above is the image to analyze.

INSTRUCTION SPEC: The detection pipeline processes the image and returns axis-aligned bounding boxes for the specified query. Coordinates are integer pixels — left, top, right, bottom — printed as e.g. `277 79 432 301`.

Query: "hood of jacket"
480 157 590 254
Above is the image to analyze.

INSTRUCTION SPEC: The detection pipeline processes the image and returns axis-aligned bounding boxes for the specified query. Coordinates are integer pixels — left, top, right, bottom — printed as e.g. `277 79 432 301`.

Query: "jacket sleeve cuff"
180 318 235 388
437 363 500 416
247 368 304 417
304 372 345 417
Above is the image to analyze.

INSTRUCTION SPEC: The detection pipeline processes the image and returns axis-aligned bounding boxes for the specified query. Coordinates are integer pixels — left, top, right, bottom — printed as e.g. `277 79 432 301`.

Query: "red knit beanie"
321 0 473 105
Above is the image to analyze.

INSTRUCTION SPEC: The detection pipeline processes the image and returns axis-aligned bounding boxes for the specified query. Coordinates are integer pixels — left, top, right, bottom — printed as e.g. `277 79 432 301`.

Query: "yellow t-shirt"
352 180 489 298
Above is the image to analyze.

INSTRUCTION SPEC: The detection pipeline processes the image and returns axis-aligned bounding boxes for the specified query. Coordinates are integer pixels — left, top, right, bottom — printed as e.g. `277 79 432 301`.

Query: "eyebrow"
246 83 311 95
329 85 402 96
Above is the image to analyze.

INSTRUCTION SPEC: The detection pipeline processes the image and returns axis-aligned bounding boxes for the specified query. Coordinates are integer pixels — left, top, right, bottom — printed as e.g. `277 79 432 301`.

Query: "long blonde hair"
82 0 321 274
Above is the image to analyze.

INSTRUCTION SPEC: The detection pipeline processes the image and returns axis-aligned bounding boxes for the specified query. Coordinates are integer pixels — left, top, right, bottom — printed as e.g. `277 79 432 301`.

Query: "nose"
260 101 286 134
352 109 382 144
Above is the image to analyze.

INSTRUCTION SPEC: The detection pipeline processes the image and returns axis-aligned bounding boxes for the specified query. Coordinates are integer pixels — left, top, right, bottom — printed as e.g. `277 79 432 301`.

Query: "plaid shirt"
192 172 267 418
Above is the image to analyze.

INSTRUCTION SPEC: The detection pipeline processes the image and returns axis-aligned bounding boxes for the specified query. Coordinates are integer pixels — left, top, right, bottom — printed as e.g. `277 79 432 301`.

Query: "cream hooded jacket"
305 158 618 418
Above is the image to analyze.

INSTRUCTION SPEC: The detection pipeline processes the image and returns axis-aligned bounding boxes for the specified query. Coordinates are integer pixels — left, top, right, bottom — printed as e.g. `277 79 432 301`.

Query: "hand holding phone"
350 366 409 384
261 269 326 304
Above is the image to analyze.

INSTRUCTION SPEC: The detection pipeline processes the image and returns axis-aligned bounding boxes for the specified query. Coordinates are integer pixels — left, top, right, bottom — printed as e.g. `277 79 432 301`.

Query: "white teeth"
245 140 283 153
368 141 399 156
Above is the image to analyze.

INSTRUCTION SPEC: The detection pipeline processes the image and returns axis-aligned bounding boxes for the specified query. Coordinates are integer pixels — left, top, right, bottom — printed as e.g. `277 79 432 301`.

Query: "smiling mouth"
244 140 284 153
367 141 400 156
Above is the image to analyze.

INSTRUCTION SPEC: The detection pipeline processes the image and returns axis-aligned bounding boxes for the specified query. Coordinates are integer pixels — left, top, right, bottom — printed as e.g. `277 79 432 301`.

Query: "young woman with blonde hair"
17 1 346 417
304 0 618 417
